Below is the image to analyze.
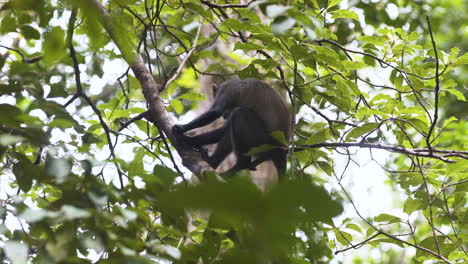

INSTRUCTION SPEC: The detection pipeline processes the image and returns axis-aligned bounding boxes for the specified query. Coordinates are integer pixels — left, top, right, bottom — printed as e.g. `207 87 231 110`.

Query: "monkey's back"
226 78 291 140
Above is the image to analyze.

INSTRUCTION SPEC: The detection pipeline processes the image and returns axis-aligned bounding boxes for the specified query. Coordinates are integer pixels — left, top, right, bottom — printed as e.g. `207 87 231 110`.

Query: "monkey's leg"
182 125 227 148
270 149 287 174
201 131 232 169
224 107 270 174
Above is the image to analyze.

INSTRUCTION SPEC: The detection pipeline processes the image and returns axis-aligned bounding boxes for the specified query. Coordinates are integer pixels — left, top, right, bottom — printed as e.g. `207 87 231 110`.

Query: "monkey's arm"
173 107 222 133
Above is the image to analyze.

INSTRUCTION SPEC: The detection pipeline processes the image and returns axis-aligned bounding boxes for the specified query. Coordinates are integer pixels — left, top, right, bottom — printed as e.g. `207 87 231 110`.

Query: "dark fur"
172 78 291 175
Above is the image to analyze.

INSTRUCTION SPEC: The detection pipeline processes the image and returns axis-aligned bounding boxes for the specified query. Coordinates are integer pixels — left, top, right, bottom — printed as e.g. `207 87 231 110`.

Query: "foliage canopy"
0 0 467 263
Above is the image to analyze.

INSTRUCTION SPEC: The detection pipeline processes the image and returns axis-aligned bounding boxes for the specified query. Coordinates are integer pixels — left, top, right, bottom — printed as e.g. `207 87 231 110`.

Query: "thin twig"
425 16 441 154
67 9 125 188
200 0 256 8
119 110 151 131
301 142 463 163
0 44 42 63
163 18 203 90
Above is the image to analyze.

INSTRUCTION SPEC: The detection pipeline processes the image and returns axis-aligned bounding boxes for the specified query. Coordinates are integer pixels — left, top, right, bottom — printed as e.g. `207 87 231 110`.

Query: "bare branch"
301 142 464 163
0 44 42 63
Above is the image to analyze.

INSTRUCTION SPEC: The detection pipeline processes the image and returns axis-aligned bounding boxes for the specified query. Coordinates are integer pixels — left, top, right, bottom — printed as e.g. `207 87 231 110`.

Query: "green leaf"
445 88 466 101
177 92 205 101
20 25 40 39
334 230 353 246
417 236 458 259
45 157 71 184
443 79 457 89
5 241 28 264
271 16 296 35
42 27 66 64
49 118 78 131
62 205 91 220
346 223 362 233
222 18 246 31
271 130 287 145
408 31 419 42
356 108 386 120
359 35 386 46
441 116 458 130
20 208 58 223
170 99 184 114
265 5 291 17
374 213 401 224
330 10 359 21
0 134 24 146
394 74 403 90
310 45 339 60
368 237 404 248
153 165 178 187
155 245 182 260
0 15 17 33
403 198 423 214
183 2 213 20
13 159 35 192
0 104 22 126
452 53 468 65
290 44 310 59
47 83 68 98
237 64 262 79
449 47 459 60
446 159 468 177
328 0 343 9
317 161 333 176
346 123 379 140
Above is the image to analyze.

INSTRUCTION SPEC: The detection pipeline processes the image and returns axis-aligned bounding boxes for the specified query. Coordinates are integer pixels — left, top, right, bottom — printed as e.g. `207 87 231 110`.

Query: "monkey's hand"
172 124 189 146
172 125 202 151
172 124 187 136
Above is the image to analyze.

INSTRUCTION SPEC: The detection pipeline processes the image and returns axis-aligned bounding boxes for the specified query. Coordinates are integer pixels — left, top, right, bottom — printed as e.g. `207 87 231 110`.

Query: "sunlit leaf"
5 241 28 264
62 205 91 220
452 53 468 65
271 16 296 35
330 10 359 21
374 213 401 224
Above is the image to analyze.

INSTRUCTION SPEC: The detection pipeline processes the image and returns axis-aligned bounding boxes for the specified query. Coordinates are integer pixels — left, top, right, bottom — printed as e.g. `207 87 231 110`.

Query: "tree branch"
301 142 466 163
200 0 257 8
82 0 210 176
0 44 42 63
425 16 441 154
67 8 125 188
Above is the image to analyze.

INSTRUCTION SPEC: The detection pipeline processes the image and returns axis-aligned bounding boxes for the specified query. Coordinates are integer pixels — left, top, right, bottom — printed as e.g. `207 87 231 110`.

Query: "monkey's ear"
212 84 218 97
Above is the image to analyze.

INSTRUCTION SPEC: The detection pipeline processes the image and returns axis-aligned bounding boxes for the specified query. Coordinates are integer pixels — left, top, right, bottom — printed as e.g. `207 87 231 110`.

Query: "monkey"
172 78 291 176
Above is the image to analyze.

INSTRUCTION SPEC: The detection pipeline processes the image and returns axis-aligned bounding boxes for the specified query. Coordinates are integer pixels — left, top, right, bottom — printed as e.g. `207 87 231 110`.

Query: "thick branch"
82 0 210 176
